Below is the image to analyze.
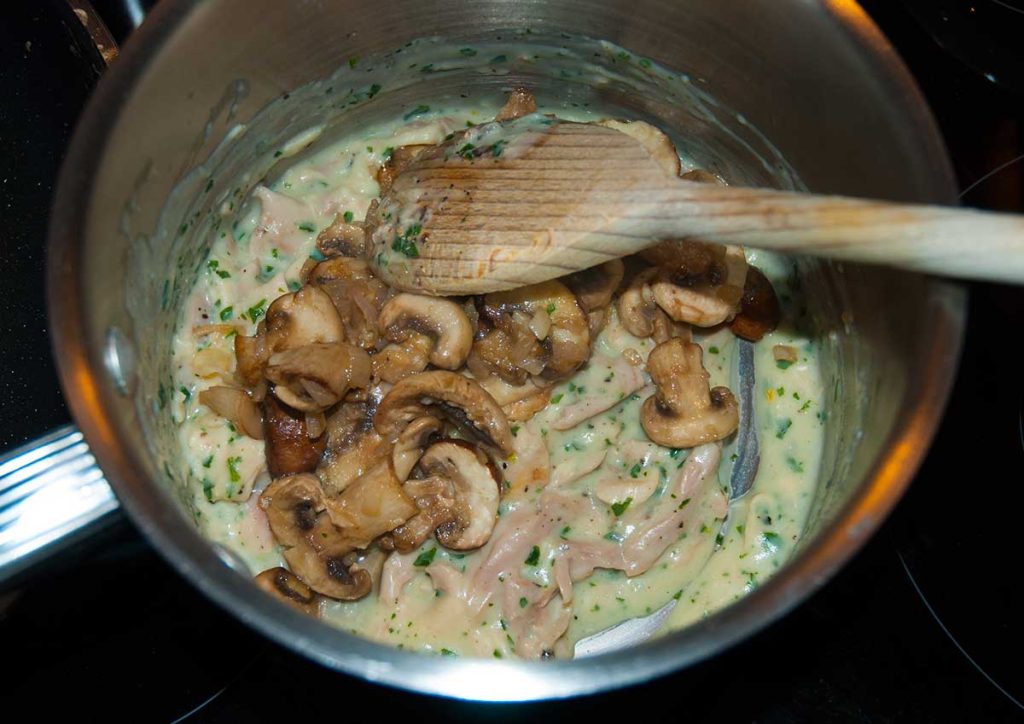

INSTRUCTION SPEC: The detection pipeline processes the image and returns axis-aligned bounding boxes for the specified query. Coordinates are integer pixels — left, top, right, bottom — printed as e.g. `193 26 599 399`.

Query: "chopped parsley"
611 497 633 516
519 597 528 608
343 210 354 223
776 359 793 370
414 547 437 567
403 104 431 121
550 393 564 404
629 462 642 478
524 545 540 566
775 418 792 439
457 143 476 160
786 456 805 473
218 306 234 321
298 222 316 233
246 299 268 323
490 139 508 157
227 456 242 483
391 223 422 258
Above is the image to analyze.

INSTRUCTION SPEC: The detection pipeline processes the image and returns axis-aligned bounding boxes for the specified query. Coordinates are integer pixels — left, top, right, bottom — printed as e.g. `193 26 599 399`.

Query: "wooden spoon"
365 117 1024 295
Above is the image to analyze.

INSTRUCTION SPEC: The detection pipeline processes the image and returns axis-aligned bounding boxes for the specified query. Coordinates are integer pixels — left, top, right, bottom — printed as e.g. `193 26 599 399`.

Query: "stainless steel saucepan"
17 0 965 700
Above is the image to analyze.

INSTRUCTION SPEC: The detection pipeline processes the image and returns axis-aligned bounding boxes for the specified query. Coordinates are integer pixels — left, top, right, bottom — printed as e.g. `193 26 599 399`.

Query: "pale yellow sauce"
171 102 824 659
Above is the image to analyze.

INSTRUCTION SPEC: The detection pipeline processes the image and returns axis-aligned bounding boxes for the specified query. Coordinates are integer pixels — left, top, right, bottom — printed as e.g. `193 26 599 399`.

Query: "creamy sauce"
171 100 824 658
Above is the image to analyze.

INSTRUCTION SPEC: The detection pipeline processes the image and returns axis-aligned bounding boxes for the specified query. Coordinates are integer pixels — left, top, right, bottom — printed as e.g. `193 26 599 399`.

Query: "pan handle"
0 426 120 586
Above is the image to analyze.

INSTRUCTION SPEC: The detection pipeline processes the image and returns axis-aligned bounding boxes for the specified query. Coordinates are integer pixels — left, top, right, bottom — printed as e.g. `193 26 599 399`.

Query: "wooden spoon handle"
377 122 1024 294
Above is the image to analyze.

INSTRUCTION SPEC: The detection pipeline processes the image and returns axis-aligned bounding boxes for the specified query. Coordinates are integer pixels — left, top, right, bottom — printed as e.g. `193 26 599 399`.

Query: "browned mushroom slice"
376 144 430 194
371 335 435 384
380 475 456 553
392 416 445 481
306 257 377 284
378 294 474 371
198 385 263 439
495 88 537 122
330 461 419 547
316 214 367 258
640 338 739 448
479 279 591 382
418 440 500 550
649 246 748 328
264 395 327 477
616 268 661 338
234 286 345 387
563 259 625 312
254 567 322 615
265 342 371 413
640 239 730 286
305 258 389 350
730 266 781 342
260 473 338 550
282 547 374 600
374 371 514 456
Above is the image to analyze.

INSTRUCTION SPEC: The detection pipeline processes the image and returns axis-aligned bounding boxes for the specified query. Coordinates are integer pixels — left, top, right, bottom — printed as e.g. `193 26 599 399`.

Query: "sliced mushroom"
378 294 473 370
563 259 625 312
234 286 344 387
377 144 430 194
476 280 590 382
254 567 321 615
374 371 514 456
730 266 781 342
264 395 327 477
305 258 389 350
318 429 392 495
372 335 435 384
641 239 730 286
616 268 661 338
265 342 371 412
596 119 681 176
330 461 419 546
282 547 374 600
640 337 739 448
418 440 501 550
380 475 457 553
649 245 748 327
495 88 537 122
316 214 366 258
198 386 263 439
392 416 444 481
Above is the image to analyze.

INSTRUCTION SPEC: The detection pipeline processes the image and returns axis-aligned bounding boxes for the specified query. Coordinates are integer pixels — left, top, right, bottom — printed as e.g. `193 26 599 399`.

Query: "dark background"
1 1 1022 720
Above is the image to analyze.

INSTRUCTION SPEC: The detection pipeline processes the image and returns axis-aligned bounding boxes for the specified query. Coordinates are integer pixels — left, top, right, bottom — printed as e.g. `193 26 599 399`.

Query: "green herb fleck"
629 462 642 478
414 547 438 567
639 58 652 68
246 299 267 323
776 359 793 370
440 648 456 656
524 545 540 566
457 142 476 160
519 597 528 609
708 346 720 354
460 47 477 56
298 222 316 233
786 456 805 473
490 139 508 157
201 454 213 469
368 83 382 98
179 385 191 401
550 393 564 404
559 526 571 540
343 210 354 223
611 497 633 516
219 306 234 321
348 56 359 68
403 104 430 121
775 418 793 439
493 649 503 659
227 456 242 483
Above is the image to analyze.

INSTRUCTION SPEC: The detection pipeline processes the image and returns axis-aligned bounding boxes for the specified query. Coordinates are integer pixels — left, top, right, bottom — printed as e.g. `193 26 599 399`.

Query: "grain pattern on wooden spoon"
365 117 1024 295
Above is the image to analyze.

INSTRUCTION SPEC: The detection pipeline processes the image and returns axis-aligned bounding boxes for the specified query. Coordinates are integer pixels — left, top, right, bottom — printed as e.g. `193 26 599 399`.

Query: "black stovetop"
2 2 1022 720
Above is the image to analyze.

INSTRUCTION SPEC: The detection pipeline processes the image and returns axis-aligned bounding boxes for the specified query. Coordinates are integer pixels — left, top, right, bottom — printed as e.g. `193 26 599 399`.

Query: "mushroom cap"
282 547 373 600
640 338 739 448
263 395 327 477
378 293 473 370
234 285 345 387
418 440 500 550
254 567 321 615
315 214 367 258
730 265 781 342
266 342 371 413
483 279 590 381
564 259 625 313
616 268 660 338
392 416 445 481
374 371 514 456
649 246 748 328
330 461 419 547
